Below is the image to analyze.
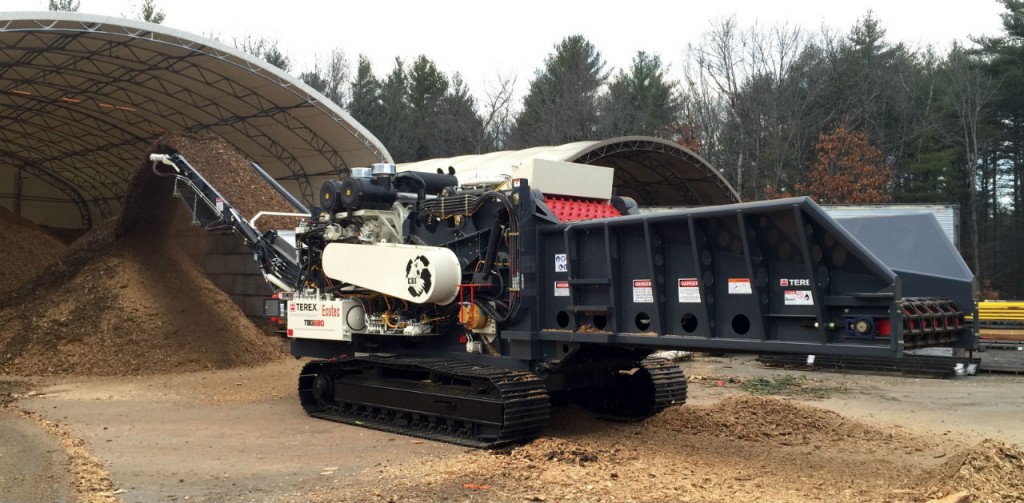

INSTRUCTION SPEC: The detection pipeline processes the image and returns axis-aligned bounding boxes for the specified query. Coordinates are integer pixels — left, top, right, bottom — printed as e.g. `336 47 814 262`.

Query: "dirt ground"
2 355 1023 503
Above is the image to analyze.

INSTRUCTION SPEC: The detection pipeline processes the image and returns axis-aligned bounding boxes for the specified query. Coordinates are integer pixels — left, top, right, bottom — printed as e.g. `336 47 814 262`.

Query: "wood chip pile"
0 206 68 297
308 397 1024 503
149 132 305 232
936 439 1024 502
0 133 294 376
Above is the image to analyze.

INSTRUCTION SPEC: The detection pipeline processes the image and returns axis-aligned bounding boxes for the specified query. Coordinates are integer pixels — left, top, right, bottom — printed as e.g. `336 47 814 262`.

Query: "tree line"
284 4 1022 299
51 0 1024 299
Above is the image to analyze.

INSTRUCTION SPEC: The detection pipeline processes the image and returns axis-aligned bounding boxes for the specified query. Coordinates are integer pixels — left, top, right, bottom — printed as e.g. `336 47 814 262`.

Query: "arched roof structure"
0 12 389 230
400 136 740 207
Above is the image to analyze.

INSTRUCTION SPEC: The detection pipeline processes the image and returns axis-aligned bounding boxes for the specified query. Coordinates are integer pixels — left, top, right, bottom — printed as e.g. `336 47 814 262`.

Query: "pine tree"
48 0 79 11
599 52 678 137
511 35 607 148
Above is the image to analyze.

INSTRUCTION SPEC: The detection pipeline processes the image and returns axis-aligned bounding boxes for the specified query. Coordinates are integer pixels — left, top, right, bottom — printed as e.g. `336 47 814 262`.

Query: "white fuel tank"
322 242 461 305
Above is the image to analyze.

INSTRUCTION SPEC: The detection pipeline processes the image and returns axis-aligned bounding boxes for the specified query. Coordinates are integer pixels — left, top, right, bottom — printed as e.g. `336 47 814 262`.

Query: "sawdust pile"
930 439 1024 502
0 206 67 297
651 394 925 447
306 397 1024 503
0 134 289 376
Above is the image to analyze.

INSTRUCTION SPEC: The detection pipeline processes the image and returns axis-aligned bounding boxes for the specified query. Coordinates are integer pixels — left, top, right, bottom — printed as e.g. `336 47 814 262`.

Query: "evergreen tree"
407 56 449 160
375 58 414 161
48 0 79 11
980 1 1024 223
511 35 607 147
436 74 487 156
262 45 290 72
139 0 166 24
348 56 382 124
974 0 1024 296
599 51 678 137
347 56 488 162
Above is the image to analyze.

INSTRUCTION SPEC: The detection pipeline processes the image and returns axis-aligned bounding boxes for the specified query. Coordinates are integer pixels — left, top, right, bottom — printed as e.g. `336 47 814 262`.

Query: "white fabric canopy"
0 12 390 229
401 136 740 207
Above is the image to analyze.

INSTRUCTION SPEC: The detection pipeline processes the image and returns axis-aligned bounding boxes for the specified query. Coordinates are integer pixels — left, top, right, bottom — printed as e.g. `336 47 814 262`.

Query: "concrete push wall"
175 228 273 319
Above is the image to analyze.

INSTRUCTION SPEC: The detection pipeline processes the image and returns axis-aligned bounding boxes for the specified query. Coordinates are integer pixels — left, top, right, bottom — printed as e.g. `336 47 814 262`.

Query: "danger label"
728 278 752 294
678 278 701 303
633 279 654 303
784 290 814 305
553 280 570 297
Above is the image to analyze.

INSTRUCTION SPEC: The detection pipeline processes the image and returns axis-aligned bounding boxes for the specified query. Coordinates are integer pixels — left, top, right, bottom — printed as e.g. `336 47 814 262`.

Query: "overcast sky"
3 0 1010 101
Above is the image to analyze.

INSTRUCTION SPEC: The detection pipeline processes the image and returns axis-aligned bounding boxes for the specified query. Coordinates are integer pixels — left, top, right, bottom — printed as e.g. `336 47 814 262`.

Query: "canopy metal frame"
0 13 389 229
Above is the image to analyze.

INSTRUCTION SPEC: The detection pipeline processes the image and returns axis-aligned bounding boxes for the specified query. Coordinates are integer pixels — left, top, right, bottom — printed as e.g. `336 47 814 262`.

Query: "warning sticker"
554 281 570 297
728 278 753 294
784 290 814 305
633 279 654 303
554 253 568 272
678 278 701 303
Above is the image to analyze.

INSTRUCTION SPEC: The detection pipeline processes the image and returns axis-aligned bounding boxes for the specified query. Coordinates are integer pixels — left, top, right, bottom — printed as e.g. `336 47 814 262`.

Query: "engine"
286 162 519 348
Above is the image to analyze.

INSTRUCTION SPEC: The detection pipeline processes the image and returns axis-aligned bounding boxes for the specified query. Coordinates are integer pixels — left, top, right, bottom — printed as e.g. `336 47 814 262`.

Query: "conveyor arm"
149 153 303 292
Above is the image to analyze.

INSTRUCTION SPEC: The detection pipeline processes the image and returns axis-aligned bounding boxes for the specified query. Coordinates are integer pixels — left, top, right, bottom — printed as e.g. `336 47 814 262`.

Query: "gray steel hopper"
524 196 976 357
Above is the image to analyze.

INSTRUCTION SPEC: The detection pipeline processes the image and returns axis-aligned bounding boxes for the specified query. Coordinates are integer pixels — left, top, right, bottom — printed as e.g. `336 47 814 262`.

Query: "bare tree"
234 36 291 72
300 48 351 106
944 43 998 276
684 17 818 198
480 73 517 151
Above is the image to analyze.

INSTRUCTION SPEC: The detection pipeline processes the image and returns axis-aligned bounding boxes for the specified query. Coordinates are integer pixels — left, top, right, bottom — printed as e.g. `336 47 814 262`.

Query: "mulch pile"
0 206 67 297
0 133 292 376
306 397 1024 503
149 132 304 231
931 439 1024 502
650 394 924 446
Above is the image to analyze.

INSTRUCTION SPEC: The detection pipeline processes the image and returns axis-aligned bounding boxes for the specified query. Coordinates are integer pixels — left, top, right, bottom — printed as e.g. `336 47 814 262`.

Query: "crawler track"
576 357 689 421
298 356 550 448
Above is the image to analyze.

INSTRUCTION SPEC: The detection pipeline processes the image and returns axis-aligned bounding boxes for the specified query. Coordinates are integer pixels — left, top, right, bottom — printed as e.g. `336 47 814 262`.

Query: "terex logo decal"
295 303 318 312
780 279 810 287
